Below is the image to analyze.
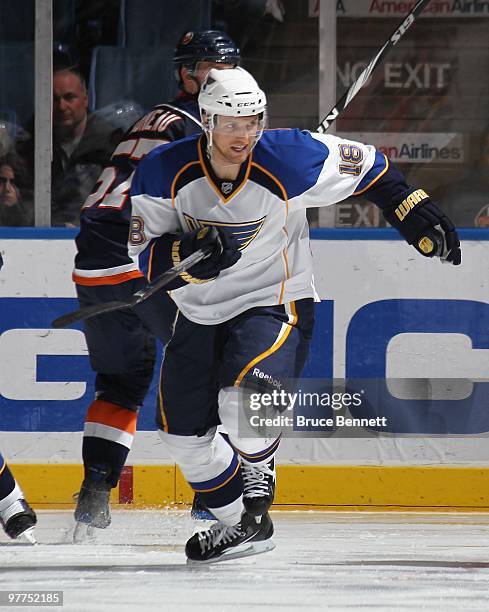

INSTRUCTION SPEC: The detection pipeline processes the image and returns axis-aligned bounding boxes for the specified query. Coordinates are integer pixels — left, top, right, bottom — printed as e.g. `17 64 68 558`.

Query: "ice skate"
73 465 112 543
191 493 217 521
185 511 275 564
242 458 276 517
1 498 37 543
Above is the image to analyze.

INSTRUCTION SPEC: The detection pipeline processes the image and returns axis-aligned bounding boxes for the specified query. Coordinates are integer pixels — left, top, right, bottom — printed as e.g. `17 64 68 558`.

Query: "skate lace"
198 522 243 554
242 463 274 498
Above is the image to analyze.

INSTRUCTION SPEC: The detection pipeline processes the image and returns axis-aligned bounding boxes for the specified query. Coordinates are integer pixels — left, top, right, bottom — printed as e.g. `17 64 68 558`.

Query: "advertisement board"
1 229 488 467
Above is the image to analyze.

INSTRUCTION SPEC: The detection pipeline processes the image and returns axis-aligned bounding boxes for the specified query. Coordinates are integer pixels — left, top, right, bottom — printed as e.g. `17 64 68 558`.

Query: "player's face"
211 115 260 166
0 165 19 207
53 71 88 135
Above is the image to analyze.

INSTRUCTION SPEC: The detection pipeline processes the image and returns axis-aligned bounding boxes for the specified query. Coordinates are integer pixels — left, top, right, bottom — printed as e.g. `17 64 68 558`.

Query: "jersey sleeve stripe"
158 114 182 131
353 152 389 195
73 269 143 286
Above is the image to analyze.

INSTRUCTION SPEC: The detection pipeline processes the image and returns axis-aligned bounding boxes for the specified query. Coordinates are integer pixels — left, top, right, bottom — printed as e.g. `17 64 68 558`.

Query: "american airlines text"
335 0 489 17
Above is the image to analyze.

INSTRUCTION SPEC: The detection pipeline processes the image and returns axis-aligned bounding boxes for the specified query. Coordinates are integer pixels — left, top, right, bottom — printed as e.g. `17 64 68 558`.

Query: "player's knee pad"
158 427 237 484
157 429 214 466
218 387 280 465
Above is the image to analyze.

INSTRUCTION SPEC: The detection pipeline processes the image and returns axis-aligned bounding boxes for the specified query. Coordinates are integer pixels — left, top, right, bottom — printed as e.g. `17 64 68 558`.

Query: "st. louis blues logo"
183 214 266 250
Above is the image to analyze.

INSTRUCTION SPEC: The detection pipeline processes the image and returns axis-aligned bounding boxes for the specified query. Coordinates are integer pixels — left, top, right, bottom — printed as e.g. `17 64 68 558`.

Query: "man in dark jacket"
52 67 123 226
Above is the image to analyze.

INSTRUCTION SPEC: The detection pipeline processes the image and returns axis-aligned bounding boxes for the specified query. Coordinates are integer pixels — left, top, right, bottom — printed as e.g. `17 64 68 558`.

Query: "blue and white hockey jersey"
129 128 405 325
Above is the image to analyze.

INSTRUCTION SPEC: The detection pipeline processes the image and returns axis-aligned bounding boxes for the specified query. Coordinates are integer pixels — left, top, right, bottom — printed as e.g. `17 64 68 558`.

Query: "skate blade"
19 527 37 544
186 538 276 565
73 521 96 544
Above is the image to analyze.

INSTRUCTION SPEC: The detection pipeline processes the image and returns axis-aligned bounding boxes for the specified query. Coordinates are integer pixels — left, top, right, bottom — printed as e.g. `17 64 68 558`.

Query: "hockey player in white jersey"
0 454 36 543
128 68 461 563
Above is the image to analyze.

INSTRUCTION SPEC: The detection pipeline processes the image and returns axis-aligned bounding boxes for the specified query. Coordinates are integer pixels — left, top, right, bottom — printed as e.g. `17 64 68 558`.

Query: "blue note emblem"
183 214 267 250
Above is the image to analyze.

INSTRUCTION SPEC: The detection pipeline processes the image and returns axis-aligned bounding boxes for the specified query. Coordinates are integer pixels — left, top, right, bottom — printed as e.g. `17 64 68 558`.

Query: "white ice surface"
1 510 489 611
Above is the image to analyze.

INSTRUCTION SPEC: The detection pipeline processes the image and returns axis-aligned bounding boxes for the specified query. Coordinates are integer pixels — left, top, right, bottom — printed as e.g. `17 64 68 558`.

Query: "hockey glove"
383 189 461 266
172 226 241 283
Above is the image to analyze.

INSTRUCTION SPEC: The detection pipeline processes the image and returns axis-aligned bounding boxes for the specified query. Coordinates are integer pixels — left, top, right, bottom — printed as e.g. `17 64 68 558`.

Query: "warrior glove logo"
394 188 429 221
383 188 459 264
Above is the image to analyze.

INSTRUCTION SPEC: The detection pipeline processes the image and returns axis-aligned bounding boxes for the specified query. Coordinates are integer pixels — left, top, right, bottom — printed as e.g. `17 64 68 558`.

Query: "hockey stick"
52 245 213 328
317 0 431 133
317 0 450 260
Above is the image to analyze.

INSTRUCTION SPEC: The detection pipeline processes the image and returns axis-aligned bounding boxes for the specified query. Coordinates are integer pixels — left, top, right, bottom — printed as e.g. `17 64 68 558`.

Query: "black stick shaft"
317 0 431 133
51 246 211 328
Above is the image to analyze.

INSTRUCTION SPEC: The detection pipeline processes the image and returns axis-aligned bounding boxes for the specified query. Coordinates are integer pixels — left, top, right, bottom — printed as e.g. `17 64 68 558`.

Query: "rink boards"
1 227 488 507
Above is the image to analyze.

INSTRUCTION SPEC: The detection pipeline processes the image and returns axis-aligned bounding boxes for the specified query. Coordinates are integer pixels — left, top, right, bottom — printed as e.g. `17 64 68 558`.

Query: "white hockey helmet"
198 67 267 154
198 66 267 117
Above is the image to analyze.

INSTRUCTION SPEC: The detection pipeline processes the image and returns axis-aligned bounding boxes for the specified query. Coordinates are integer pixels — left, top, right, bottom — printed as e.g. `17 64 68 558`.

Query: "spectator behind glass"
52 67 123 227
437 129 489 228
0 156 32 227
